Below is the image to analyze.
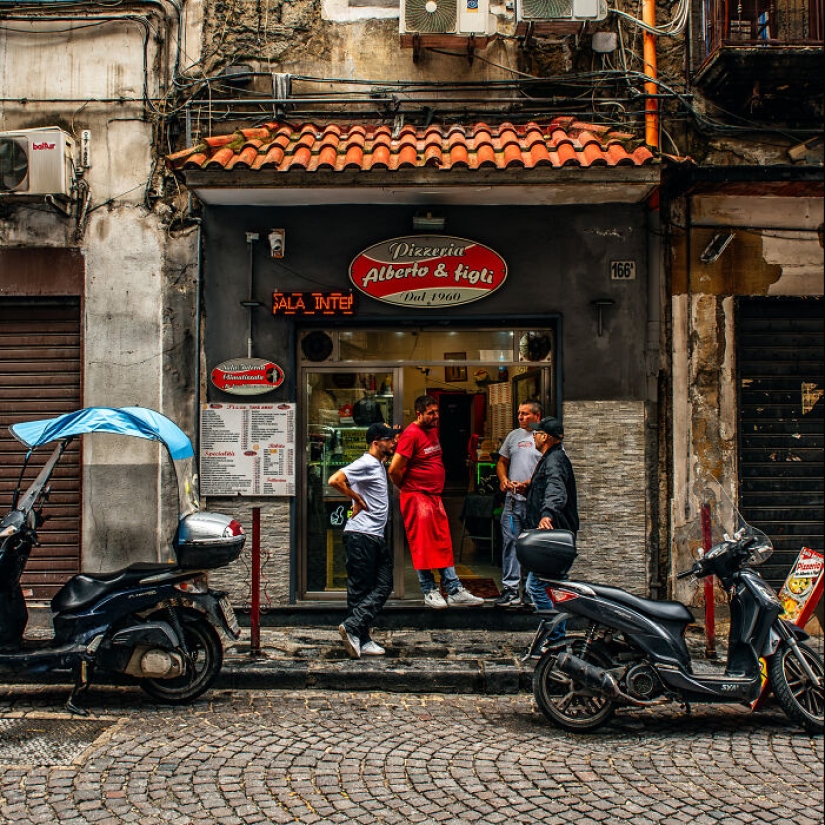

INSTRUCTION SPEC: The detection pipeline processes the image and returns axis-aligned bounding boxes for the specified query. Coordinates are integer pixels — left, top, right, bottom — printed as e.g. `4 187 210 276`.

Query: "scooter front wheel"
140 615 223 704
769 640 824 734
533 636 615 732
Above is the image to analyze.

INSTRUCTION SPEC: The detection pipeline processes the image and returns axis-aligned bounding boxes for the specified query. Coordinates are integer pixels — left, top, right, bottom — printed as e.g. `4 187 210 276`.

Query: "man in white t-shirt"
494 401 542 607
327 422 397 659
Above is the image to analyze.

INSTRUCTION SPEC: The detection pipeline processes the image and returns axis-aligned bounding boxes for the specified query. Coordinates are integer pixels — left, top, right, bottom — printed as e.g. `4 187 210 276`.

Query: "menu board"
200 403 296 496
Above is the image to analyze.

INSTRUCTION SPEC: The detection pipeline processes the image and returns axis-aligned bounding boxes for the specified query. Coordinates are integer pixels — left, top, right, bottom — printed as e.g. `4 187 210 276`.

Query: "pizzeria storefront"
166 120 666 608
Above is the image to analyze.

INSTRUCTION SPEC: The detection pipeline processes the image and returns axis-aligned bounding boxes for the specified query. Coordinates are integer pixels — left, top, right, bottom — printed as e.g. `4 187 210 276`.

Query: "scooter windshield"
697 477 773 566
10 407 200 517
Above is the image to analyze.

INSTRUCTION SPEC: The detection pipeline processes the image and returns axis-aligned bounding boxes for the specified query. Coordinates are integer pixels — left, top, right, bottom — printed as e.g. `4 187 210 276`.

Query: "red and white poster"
752 546 824 710
211 358 285 396
349 235 507 308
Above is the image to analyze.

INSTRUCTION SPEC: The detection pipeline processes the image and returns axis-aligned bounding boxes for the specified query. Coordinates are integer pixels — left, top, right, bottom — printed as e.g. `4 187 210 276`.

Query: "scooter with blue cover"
0 407 245 714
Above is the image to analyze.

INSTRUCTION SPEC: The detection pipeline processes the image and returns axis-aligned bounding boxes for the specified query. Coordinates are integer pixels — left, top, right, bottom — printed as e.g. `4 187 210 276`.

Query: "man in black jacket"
523 417 579 635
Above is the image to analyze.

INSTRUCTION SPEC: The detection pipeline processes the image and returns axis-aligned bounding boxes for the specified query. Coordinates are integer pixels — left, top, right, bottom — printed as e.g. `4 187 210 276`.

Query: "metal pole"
701 503 717 659
250 506 261 656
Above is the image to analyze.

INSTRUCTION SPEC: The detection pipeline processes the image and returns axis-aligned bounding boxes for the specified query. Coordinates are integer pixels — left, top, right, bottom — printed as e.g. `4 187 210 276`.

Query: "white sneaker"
361 640 386 656
338 624 361 659
424 590 448 609
447 587 484 607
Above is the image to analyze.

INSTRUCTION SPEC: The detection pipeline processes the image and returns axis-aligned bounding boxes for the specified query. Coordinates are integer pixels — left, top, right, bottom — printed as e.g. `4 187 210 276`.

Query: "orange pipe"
642 0 660 149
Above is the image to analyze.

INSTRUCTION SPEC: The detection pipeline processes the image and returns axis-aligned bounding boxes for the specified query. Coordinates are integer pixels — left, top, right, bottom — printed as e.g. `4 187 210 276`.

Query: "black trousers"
342 531 393 643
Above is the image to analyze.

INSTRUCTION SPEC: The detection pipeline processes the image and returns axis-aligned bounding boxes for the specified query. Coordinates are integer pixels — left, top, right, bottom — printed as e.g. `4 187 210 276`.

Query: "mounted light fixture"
591 299 615 337
412 211 445 232
700 231 735 264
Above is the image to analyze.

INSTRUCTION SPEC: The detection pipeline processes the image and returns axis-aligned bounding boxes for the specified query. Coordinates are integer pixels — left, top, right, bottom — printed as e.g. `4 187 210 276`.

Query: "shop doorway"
298 325 558 602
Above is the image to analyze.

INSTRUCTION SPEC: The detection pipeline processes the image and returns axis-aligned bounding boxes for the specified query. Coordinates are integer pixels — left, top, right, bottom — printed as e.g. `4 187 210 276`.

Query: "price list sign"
200 403 296 496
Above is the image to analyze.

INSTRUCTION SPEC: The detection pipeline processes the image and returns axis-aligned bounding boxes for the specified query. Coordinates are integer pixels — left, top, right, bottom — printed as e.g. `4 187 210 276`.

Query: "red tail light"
550 588 579 603
224 519 244 537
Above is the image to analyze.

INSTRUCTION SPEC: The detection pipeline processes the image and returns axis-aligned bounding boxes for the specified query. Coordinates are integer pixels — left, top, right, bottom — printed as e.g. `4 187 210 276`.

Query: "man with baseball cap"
523 416 579 633
327 422 397 659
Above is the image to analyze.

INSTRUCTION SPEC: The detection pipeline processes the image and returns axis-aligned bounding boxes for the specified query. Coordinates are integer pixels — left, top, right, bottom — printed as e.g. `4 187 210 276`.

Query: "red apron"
400 491 455 570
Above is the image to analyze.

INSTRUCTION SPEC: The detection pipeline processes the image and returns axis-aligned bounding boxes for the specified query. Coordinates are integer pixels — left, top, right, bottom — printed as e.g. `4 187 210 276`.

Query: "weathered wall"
668 194 824 600
0 9 203 572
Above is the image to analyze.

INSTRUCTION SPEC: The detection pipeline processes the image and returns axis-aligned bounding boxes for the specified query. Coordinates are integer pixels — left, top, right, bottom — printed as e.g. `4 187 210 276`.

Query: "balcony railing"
703 0 823 57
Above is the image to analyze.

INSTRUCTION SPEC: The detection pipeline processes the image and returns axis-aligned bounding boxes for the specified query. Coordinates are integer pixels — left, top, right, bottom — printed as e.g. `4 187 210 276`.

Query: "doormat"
441 578 501 599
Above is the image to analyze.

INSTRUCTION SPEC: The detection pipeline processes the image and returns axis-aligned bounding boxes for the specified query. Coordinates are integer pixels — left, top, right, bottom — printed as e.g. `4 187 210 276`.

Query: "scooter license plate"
219 596 240 637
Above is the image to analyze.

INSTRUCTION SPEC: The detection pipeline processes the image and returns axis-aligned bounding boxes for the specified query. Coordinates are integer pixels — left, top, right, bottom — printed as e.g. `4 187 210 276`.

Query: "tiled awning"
166 118 673 206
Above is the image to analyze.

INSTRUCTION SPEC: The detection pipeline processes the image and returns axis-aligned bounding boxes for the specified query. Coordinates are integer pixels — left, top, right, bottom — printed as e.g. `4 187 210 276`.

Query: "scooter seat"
586 584 694 624
51 563 179 613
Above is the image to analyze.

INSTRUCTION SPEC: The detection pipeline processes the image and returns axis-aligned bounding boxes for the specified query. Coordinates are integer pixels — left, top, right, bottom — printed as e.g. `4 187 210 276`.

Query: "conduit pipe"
642 0 660 149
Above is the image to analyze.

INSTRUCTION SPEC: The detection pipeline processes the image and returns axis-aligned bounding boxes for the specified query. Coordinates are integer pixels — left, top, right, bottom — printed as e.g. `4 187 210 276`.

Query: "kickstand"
681 700 692 716
66 661 91 716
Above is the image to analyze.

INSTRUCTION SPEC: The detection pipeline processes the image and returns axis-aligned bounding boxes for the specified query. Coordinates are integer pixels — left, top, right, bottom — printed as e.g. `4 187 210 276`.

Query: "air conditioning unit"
400 0 496 36
0 127 75 200
515 0 607 23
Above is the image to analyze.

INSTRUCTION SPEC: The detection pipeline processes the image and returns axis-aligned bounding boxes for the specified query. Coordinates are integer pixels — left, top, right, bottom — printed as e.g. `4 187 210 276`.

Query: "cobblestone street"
1 684 822 825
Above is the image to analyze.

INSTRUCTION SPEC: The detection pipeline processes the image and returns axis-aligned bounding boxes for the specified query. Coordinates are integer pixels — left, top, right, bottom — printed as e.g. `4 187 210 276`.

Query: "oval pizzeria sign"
349 235 507 308
211 358 285 396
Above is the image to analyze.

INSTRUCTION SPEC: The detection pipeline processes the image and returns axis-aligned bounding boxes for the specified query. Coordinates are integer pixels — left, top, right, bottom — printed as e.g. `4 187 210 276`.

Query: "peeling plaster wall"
0 12 202 574
668 194 824 600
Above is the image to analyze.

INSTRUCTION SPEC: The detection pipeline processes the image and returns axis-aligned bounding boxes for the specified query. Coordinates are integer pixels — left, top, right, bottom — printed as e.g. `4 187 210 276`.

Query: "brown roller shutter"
0 300 82 600
737 297 824 588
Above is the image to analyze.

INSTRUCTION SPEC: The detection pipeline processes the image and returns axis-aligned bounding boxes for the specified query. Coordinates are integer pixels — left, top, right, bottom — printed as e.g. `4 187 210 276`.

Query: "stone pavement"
0 686 823 825
16 606 733 696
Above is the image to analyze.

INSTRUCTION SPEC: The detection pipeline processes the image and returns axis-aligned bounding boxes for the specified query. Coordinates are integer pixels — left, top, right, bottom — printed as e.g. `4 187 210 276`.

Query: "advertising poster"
200 403 296 496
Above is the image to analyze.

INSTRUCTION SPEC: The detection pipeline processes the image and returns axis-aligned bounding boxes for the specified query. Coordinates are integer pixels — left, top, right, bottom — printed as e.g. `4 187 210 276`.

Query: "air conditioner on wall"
0 127 75 200
515 0 607 23
400 0 496 36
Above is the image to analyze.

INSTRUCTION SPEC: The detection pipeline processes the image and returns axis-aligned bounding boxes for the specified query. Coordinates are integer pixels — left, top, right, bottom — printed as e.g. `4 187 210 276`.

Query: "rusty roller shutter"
737 297 824 588
0 301 82 600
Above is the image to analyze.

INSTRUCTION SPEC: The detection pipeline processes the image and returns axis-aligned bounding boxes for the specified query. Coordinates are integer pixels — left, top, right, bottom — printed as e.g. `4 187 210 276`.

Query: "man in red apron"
389 395 484 609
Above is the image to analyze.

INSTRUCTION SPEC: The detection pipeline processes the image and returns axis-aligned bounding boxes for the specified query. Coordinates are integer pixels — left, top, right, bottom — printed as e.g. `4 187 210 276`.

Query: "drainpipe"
643 0 660 149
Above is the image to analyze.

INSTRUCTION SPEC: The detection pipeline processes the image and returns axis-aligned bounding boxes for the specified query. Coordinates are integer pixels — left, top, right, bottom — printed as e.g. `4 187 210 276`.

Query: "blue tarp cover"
10 407 194 460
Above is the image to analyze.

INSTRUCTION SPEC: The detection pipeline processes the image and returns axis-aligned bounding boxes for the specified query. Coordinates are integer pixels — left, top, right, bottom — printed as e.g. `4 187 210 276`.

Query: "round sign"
211 358 285 396
349 235 507 308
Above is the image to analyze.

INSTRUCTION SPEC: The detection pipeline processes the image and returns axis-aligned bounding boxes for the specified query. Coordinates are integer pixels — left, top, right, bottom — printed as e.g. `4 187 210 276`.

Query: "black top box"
515 529 577 577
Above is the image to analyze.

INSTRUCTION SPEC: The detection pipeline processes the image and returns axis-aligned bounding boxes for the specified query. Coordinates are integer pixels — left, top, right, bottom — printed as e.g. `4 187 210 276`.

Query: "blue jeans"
417 567 461 596
500 494 527 592
526 571 566 641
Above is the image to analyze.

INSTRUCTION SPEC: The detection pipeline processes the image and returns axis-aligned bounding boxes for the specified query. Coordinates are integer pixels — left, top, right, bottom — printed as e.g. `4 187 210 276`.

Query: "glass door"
303 369 398 597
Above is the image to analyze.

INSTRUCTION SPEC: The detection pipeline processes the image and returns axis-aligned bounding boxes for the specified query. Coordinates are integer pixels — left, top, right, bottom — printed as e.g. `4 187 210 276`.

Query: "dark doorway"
737 296 824 588
436 392 473 491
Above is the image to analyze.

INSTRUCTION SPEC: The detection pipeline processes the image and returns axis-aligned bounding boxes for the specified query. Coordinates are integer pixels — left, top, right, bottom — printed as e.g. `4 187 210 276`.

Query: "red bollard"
701 503 717 659
250 506 261 656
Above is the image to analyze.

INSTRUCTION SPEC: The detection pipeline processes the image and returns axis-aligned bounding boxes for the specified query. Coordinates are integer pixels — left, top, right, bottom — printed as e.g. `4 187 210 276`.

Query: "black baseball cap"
528 417 564 438
366 423 396 443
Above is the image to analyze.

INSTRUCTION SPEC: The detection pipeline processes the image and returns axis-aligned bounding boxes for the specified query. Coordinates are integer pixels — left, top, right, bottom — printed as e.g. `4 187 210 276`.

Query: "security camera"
268 229 285 259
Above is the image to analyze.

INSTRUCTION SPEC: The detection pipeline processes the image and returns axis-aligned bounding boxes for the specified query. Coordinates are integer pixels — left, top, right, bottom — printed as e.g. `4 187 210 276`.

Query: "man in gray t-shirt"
494 401 542 607
327 422 397 659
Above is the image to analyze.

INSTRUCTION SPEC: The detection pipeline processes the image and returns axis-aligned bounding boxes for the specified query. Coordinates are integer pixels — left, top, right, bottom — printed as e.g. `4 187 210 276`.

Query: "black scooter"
0 407 245 714
518 479 824 733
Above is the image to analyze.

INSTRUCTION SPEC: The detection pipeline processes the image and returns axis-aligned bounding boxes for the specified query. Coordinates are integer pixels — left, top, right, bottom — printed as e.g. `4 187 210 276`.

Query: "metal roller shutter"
737 297 824 588
0 301 82 600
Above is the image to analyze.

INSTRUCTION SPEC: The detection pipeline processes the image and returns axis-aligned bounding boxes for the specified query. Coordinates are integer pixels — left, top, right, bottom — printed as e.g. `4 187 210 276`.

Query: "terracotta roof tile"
167 120 666 176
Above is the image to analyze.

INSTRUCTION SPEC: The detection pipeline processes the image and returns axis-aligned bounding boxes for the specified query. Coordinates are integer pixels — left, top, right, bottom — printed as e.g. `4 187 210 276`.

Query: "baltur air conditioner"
400 0 496 36
0 127 75 200
515 0 607 23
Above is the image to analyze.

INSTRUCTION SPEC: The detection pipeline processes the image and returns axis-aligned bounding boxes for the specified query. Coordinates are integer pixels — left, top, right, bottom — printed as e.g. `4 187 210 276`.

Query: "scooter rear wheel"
140 615 223 704
769 640 824 735
533 635 615 732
